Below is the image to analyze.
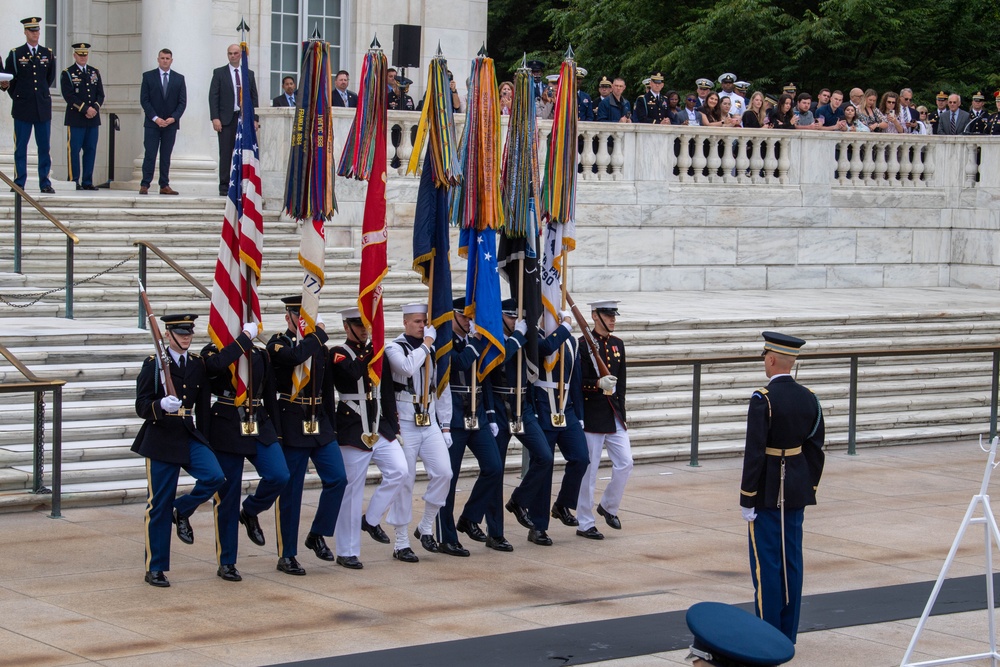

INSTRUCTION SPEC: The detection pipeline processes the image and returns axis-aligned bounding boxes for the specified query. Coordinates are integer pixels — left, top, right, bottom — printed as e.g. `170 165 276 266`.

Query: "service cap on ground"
685 601 795 666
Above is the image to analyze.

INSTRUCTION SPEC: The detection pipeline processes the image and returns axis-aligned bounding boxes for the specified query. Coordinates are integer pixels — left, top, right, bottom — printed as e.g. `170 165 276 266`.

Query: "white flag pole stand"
900 435 1000 667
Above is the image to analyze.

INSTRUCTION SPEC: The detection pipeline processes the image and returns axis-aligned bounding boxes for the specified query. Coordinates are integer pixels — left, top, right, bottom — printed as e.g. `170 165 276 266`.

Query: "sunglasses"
686 97 696 101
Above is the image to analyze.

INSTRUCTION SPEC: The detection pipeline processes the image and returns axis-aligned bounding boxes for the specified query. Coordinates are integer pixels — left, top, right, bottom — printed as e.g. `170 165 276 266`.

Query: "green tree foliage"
487 0 568 82
529 0 1000 104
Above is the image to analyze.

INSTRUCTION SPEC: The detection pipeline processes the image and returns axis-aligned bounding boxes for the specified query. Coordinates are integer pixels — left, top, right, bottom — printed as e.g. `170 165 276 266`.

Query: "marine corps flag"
283 36 336 398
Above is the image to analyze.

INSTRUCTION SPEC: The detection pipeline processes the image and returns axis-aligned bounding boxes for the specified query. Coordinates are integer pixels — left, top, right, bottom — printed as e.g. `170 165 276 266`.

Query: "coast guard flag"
459 225 505 381
208 42 263 404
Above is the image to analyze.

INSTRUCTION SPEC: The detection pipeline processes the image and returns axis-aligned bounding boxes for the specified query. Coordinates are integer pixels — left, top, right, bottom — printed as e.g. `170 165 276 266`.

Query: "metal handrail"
132 240 211 328
0 341 65 518
1 170 80 319
631 345 1000 466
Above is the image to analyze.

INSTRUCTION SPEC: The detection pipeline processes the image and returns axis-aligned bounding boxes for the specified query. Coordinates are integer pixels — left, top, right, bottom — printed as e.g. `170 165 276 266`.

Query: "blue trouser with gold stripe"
213 443 290 566
67 125 99 186
144 440 225 573
748 507 804 643
13 119 52 189
274 442 346 558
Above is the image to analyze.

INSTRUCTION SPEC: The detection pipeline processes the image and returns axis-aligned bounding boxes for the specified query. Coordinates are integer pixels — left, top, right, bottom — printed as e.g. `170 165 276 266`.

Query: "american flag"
208 42 263 405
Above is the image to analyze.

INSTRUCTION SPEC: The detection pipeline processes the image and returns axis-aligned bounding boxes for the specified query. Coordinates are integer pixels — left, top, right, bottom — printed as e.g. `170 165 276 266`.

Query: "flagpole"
243 264 256 430
557 246 568 412
514 256 525 429
422 255 435 414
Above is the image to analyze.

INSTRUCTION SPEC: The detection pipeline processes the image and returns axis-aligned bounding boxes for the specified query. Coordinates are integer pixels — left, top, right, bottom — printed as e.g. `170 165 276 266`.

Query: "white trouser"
577 417 633 531
335 436 408 558
386 415 453 546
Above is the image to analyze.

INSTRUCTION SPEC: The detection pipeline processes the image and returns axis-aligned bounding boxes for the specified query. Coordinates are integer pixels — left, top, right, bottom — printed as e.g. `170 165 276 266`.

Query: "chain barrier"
0 253 137 309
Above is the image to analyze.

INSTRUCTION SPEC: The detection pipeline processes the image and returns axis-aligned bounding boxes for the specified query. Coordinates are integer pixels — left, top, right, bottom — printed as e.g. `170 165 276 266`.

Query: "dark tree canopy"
488 0 1000 106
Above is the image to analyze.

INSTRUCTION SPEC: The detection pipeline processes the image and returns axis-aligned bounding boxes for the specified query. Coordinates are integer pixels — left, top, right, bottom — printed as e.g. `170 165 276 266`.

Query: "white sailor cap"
546 74 560 83
401 302 427 315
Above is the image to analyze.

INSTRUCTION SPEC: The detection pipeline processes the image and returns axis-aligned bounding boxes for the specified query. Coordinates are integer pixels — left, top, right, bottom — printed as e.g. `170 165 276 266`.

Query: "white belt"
536 380 559 389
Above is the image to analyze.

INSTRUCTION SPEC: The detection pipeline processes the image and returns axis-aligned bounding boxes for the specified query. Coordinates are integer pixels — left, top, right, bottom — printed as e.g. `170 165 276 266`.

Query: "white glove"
468 320 477 336
561 316 574 332
423 325 437 343
316 313 324 326
242 322 257 338
560 309 573 322
515 319 527 335
489 422 499 437
741 507 757 522
442 430 453 447
579 420 584 430
160 395 183 413
598 375 617 394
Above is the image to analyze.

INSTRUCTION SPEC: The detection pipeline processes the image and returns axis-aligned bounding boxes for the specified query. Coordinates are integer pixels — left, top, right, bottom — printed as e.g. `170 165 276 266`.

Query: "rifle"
565 293 614 394
138 280 177 397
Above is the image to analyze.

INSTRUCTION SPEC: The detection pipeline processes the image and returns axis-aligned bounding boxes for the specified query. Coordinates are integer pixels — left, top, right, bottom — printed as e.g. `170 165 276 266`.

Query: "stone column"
0 0 46 177
130 0 217 194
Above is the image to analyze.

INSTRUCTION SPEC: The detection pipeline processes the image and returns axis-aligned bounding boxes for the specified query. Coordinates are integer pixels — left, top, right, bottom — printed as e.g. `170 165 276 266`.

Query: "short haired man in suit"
60 43 105 190
935 94 970 135
5 17 57 193
139 48 186 195
209 44 259 195
332 70 358 107
272 75 296 107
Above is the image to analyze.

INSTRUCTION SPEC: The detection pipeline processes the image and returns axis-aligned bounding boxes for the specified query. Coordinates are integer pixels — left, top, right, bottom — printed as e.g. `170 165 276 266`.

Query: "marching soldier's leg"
529 430 559 531
307 443 348 539
174 440 225 520
386 429 420 556
145 458 181 574
509 412 553 526
212 450 245 569
417 428 452 549
599 423 633 518
366 438 407 528
461 428 504 540
576 431 605 532
747 509 784 635
438 429 469 546
554 420 590 512
335 446 373 560
276 447 310 559
243 442 290 517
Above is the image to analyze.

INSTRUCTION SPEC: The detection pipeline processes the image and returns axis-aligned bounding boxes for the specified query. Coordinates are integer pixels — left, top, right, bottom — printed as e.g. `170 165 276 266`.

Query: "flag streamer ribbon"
407 56 461 187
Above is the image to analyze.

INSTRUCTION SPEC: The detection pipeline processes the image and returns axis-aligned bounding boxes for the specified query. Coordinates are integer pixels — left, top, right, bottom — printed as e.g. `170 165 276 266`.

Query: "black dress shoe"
144 570 170 587
82 184 99 191
277 556 306 575
40 186 55 194
439 541 471 557
173 508 194 544
392 547 419 563
505 499 535 530
304 532 335 561
217 564 242 582
576 526 605 540
75 183 82 191
485 536 513 552
597 503 622 530
527 529 553 546
362 515 390 544
336 555 364 570
457 516 487 542
414 528 439 553
551 504 579 527
239 509 265 546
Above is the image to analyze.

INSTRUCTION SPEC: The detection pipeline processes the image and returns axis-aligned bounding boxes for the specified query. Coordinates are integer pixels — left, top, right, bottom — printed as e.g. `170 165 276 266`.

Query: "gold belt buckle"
509 419 524 435
550 413 566 427
361 432 379 448
414 412 431 427
240 419 259 436
302 419 320 435
464 415 480 431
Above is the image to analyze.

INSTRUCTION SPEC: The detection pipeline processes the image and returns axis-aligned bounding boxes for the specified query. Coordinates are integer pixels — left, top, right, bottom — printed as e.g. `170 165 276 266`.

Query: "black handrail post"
32 391 43 493
138 245 147 329
50 386 62 518
991 350 999 440
65 237 74 319
690 362 701 467
848 356 859 456
14 191 22 273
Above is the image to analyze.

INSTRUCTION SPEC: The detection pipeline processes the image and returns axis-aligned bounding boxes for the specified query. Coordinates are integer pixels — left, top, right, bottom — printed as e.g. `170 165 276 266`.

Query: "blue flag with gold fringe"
459 224 505 381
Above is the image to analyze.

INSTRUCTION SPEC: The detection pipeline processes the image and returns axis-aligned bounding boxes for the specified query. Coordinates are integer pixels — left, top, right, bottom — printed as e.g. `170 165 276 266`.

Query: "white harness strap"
338 345 381 439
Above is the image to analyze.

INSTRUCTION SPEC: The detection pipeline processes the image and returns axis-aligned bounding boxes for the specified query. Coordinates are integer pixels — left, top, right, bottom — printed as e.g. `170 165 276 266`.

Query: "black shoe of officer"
336 555 364 570
527 529 553 546
439 541 471 557
173 508 194 544
392 547 420 563
362 515 390 543
277 556 306 575
485 535 513 552
457 516 487 542
597 503 622 530
217 564 242 582
144 570 170 587
551 504 579 527
505 499 535 530
304 532 335 561
414 528 439 553
239 509 266 546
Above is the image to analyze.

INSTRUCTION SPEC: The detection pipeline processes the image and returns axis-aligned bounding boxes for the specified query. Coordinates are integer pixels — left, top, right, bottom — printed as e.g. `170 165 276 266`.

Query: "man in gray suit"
209 44 258 196
935 94 970 135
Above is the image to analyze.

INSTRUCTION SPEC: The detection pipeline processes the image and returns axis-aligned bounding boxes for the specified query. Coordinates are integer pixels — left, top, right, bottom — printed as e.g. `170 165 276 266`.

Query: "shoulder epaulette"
188 352 201 359
754 387 769 395
146 354 155 361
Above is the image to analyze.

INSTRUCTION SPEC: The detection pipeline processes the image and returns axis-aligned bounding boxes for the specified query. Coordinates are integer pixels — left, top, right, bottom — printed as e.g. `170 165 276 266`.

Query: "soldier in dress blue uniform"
685 601 795 666
131 314 248 588
576 67 594 122
633 71 673 124
60 43 105 191
576 301 633 540
266 296 348 576
437 296 508 555
740 332 825 643
5 17 57 193
964 91 991 134
200 322 290 582
330 307 408 570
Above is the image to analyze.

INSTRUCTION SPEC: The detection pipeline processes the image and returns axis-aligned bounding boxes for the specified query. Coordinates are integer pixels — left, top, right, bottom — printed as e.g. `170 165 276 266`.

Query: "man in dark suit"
209 44 259 195
5 17 57 193
740 332 825 644
332 70 358 107
139 48 186 195
272 75 296 107
935 94 970 135
60 43 105 191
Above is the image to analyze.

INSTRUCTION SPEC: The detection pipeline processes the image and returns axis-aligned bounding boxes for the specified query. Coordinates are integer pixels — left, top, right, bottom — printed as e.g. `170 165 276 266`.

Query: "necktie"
178 355 186 371
234 69 242 110
341 91 348 105
288 94 294 105
30 48 35 57
951 111 956 133
161 72 169 97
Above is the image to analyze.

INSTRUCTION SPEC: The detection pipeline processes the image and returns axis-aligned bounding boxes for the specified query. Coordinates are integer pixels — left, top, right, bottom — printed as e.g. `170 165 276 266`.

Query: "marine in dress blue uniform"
60 43 105 190
5 17 57 192
740 332 825 643
131 314 247 588
686 601 795 666
201 323 290 582
437 297 508 555
266 296 347 576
